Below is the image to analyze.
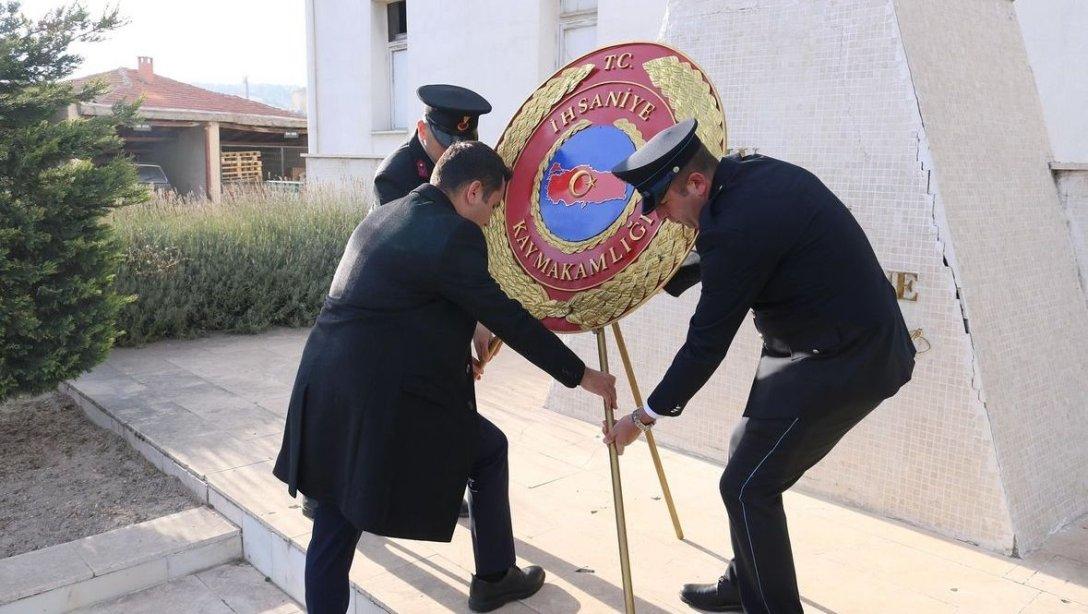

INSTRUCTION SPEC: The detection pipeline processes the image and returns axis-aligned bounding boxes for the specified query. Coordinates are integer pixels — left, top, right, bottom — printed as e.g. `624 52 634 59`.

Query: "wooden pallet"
221 151 262 182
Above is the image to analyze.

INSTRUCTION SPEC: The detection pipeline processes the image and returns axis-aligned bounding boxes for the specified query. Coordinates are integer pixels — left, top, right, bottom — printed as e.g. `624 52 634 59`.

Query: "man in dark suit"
273 141 617 614
302 84 492 522
372 84 492 206
604 119 916 613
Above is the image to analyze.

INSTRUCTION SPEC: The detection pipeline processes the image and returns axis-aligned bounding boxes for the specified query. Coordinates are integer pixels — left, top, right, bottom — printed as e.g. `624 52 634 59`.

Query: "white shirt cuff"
642 403 663 421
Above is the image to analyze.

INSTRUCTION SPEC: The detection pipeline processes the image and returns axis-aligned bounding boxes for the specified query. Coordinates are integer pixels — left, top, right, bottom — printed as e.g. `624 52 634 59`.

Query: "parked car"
135 164 172 193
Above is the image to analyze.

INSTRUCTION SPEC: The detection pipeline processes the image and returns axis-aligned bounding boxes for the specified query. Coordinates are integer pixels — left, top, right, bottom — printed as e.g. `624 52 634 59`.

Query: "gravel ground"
0 392 197 558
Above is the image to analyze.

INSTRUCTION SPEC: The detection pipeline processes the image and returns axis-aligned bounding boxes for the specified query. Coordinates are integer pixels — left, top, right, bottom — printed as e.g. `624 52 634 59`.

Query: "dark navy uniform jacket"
372 133 434 206
647 155 915 419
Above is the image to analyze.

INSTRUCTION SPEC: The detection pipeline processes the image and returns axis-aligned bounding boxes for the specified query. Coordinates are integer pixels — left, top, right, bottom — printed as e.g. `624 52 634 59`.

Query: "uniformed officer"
604 119 916 613
372 84 493 206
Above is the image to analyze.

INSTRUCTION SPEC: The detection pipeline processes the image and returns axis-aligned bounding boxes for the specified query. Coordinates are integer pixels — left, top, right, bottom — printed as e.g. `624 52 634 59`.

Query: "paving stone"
1027 555 1088 607
130 403 220 442
65 558 168 611
196 561 302 614
73 507 237 576
72 573 231 614
168 431 269 476
1019 592 1088 614
187 403 283 440
0 542 92 603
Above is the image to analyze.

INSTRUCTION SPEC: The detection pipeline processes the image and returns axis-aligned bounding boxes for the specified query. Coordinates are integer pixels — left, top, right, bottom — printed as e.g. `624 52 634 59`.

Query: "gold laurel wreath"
644 56 727 157
485 55 724 330
529 118 645 254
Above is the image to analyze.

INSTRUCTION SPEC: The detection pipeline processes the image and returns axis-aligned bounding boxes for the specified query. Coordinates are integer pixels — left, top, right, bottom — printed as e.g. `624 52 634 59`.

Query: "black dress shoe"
680 575 743 612
301 496 318 520
460 498 470 518
468 565 546 612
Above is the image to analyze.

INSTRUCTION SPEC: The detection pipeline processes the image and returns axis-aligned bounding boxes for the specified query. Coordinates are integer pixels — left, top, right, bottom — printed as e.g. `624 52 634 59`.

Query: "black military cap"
611 118 702 214
417 84 492 148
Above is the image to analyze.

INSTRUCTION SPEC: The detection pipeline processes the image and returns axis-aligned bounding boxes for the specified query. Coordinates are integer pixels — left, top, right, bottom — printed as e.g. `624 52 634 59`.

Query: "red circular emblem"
490 43 725 332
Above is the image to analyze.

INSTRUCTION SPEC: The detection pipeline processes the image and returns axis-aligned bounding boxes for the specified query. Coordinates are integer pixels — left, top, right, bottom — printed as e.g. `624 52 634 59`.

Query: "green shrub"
110 184 368 346
0 4 144 401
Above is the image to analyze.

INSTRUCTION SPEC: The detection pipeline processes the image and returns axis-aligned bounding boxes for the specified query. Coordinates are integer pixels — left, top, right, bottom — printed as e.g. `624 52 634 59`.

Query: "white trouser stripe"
740 418 799 614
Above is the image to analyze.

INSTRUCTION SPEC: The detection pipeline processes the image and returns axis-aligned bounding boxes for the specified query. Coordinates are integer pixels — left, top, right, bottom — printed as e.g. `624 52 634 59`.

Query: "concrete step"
71 561 301 614
0 507 241 613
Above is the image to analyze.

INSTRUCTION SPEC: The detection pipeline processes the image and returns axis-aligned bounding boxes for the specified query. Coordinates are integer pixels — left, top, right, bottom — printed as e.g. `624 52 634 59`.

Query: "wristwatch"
630 409 654 433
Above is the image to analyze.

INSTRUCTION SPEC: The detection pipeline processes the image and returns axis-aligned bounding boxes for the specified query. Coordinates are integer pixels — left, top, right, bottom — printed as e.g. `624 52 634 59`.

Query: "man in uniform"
603 119 916 613
301 84 492 521
274 141 618 614
372 83 492 206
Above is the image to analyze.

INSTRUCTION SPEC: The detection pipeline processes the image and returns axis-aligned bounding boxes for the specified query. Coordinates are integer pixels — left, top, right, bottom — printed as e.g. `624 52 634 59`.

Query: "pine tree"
0 2 145 401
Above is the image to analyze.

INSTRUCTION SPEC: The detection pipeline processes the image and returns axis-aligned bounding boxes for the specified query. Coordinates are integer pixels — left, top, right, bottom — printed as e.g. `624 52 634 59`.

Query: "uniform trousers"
719 398 883 614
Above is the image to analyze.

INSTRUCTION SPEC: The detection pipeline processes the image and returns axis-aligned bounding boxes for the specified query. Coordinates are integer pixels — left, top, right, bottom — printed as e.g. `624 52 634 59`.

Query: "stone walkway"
68 328 1088 613
73 561 300 613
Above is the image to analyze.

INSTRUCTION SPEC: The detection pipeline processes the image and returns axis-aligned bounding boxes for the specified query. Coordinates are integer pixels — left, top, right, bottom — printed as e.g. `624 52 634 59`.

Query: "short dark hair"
679 142 718 182
433 141 513 197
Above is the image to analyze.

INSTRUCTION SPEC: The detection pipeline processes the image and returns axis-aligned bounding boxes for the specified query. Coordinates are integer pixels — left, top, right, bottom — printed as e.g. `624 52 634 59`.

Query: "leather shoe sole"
679 591 743 612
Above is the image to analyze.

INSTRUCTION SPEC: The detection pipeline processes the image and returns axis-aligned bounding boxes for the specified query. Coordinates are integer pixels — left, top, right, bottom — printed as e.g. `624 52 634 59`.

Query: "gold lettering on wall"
887 271 919 301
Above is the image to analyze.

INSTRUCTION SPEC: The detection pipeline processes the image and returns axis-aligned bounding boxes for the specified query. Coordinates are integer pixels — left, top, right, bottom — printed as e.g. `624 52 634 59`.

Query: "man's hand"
472 324 494 379
579 367 617 409
602 413 642 455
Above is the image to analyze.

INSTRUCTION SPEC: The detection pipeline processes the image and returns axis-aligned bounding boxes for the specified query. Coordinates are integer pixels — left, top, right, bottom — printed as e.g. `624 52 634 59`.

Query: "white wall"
1015 0 1088 163
894 0 1088 552
304 0 381 187
304 0 667 186
406 0 561 147
597 0 666 44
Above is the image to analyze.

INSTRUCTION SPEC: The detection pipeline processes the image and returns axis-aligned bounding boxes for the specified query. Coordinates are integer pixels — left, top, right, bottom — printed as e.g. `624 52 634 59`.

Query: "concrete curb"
62 382 390 613
0 507 240 613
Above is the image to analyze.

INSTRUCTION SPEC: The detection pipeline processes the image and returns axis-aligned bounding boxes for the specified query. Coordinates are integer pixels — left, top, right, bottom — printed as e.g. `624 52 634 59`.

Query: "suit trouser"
304 415 516 613
719 401 880 614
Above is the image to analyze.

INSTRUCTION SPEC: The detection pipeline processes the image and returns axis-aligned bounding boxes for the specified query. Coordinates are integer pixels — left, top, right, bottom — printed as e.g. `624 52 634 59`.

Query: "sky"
19 0 308 86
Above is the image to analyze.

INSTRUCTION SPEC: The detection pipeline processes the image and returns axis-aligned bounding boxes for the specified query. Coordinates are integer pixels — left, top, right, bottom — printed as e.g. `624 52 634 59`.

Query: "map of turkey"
544 162 629 207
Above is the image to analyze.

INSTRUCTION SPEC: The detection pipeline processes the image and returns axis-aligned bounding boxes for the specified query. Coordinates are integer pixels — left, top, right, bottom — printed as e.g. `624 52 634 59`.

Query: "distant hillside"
196 82 306 114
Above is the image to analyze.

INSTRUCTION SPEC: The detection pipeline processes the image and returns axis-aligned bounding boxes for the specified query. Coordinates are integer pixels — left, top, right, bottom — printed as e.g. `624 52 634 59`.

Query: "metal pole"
484 332 635 609
610 322 684 540
484 337 503 362
597 328 636 613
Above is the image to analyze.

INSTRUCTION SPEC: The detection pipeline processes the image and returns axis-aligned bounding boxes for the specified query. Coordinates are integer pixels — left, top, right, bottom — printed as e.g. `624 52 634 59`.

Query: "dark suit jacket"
372 133 434 206
647 155 915 419
273 185 585 541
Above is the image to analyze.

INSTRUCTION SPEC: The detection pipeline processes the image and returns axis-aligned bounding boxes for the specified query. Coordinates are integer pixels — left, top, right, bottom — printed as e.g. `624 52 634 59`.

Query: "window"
558 0 597 68
387 1 406 41
387 1 408 130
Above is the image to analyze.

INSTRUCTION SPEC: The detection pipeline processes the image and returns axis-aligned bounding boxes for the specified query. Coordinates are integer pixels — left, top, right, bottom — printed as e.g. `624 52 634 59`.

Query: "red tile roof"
69 66 303 119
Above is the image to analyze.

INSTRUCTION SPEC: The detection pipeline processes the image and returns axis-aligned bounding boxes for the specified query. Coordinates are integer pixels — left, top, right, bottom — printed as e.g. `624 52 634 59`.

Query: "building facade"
306 0 1088 554
302 0 666 192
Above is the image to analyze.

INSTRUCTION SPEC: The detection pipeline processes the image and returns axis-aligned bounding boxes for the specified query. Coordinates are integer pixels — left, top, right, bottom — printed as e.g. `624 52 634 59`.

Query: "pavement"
67 328 1088 613
73 561 301 614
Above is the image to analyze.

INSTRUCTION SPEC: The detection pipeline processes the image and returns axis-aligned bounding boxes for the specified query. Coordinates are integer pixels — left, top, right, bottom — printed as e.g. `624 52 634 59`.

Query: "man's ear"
417 120 429 145
692 171 710 196
468 179 484 202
